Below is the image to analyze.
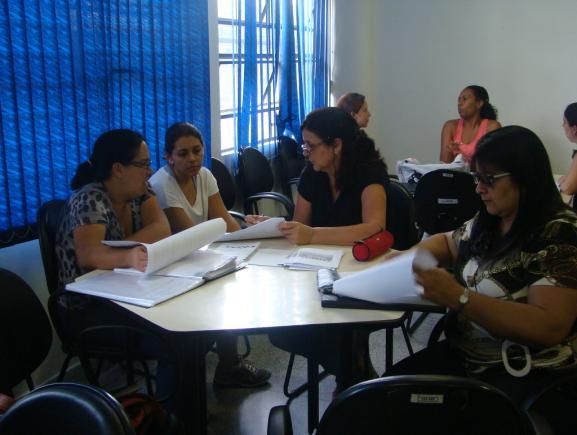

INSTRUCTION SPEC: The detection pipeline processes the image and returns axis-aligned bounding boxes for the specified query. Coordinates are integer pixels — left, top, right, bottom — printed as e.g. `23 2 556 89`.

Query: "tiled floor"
73 313 442 435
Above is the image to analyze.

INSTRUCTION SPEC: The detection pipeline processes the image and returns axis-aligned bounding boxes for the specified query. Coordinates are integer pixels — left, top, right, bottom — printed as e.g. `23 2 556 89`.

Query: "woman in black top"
276 107 389 244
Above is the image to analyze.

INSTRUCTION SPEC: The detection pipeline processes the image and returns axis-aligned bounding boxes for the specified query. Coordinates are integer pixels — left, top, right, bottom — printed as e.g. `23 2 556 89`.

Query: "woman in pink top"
440 85 501 163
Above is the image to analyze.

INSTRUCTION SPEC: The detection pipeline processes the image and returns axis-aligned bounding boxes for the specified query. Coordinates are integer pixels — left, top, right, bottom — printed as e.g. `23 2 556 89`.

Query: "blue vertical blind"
0 0 210 237
218 0 329 161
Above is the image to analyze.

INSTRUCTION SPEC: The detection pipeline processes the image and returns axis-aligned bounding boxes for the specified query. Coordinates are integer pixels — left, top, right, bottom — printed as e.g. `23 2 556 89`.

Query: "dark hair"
336 93 366 115
71 129 145 190
164 122 204 156
469 125 568 260
564 103 577 127
301 107 386 190
465 85 498 120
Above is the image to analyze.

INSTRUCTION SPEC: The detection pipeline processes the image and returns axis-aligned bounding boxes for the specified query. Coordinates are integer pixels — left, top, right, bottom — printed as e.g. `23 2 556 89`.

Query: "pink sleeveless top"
452 118 489 161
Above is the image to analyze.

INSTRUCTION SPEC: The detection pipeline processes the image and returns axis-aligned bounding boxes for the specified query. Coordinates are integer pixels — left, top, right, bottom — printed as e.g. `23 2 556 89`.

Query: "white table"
114 239 406 434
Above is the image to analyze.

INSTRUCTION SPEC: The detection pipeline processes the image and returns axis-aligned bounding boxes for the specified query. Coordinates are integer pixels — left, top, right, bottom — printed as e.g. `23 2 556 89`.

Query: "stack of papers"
216 217 284 241
66 219 239 308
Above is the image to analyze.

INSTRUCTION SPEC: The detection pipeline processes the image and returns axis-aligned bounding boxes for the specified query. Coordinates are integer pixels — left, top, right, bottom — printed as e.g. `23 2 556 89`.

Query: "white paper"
104 218 226 275
216 217 284 242
332 249 438 305
247 248 293 267
66 272 204 308
282 247 343 270
209 242 260 261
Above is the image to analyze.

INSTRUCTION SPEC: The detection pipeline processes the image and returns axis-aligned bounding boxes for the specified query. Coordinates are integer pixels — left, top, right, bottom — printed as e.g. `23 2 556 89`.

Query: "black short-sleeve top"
297 161 389 227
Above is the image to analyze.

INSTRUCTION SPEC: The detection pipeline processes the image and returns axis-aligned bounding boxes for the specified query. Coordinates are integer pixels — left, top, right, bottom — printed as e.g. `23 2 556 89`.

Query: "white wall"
332 0 577 174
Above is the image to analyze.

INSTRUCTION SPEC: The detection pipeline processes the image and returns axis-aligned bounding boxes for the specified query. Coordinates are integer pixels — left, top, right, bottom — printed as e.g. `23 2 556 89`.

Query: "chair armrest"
244 192 295 218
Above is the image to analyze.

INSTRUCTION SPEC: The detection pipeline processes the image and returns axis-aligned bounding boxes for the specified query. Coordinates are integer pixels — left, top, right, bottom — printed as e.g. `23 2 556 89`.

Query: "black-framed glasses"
471 172 511 186
128 159 152 169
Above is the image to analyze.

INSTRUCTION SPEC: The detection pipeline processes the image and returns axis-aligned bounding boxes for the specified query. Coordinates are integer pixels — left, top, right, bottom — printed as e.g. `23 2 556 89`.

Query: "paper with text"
282 247 343 270
209 242 260 261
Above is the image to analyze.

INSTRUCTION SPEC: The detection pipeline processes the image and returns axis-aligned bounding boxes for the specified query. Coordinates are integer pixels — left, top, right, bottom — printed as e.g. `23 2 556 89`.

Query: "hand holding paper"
332 249 438 305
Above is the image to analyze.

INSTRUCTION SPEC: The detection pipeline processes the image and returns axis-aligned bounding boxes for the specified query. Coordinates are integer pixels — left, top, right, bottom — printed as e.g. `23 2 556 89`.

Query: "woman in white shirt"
150 122 269 388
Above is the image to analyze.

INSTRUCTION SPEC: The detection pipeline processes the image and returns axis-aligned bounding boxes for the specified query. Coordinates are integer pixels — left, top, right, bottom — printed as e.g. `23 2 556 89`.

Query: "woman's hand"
128 246 148 272
244 214 270 226
279 221 313 245
413 266 462 309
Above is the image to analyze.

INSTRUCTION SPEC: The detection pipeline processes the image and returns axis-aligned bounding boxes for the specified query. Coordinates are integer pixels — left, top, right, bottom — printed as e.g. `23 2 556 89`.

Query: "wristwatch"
456 287 470 314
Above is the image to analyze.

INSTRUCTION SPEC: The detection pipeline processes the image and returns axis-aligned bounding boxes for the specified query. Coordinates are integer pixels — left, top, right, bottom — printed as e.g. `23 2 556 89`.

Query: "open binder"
317 249 444 313
66 218 238 307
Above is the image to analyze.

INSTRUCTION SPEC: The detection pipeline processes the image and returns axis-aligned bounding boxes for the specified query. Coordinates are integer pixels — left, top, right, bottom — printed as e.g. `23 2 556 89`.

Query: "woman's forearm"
309 222 382 245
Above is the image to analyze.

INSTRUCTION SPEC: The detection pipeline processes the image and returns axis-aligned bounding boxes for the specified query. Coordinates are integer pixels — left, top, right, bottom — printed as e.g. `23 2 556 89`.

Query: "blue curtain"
0 0 210 237
231 0 329 162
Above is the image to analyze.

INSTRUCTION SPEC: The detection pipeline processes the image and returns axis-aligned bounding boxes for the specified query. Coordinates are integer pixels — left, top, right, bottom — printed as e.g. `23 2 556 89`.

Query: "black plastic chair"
274 136 305 201
0 383 135 435
36 200 163 394
408 170 480 334
0 268 53 396
237 147 294 218
269 375 530 435
387 179 419 250
210 157 246 225
413 169 481 236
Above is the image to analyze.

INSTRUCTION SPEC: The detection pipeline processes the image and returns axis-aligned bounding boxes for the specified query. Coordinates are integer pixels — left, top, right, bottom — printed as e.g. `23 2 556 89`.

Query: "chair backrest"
36 199 67 294
0 383 135 435
211 157 236 210
414 170 481 235
237 147 275 197
317 375 528 435
387 179 418 250
0 268 52 394
275 136 305 197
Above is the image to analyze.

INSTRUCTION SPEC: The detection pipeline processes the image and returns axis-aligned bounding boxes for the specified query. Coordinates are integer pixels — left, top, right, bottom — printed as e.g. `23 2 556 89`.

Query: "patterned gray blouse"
55 182 153 305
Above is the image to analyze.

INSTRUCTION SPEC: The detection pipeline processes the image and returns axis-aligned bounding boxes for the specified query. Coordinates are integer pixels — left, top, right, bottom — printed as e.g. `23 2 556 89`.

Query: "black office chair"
36 200 163 394
413 169 481 236
0 383 135 435
210 157 246 225
387 179 419 250
274 136 305 202
237 147 294 218
408 170 480 334
268 375 529 435
0 268 53 396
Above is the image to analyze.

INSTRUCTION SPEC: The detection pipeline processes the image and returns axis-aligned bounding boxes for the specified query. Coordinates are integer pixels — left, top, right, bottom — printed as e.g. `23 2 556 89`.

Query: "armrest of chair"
267 405 293 435
244 192 295 218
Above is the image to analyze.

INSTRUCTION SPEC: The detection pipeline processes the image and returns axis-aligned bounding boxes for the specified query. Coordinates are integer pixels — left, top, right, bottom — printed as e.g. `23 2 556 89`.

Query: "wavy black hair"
164 122 204 156
300 107 386 190
564 102 577 126
468 125 568 260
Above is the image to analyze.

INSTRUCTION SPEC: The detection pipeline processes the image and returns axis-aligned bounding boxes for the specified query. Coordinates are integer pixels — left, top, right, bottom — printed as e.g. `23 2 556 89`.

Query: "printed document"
215 217 284 242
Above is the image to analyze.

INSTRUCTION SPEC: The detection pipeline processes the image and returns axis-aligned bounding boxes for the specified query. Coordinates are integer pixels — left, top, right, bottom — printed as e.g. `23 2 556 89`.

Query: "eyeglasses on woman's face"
128 159 153 170
471 172 511 187
301 140 325 153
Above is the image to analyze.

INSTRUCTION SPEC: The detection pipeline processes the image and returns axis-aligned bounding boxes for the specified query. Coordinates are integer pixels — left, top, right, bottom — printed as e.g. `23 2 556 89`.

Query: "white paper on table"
216 217 284 242
247 248 293 267
208 242 260 261
332 249 438 305
103 218 226 275
282 247 343 270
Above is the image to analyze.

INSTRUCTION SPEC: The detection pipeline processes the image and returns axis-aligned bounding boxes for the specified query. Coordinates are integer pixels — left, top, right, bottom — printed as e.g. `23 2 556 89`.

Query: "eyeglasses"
301 140 325 152
471 172 511 186
128 159 152 170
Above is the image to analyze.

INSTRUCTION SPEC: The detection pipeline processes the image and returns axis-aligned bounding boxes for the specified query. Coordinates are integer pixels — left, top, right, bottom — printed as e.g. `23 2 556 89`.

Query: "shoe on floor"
213 358 271 388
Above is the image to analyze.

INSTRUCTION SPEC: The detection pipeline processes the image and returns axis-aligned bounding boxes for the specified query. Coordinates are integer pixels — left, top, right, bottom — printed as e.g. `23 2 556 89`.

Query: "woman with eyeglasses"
336 92 372 128
268 107 390 393
385 126 577 408
559 102 577 211
440 85 501 164
149 122 271 388
55 129 196 409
